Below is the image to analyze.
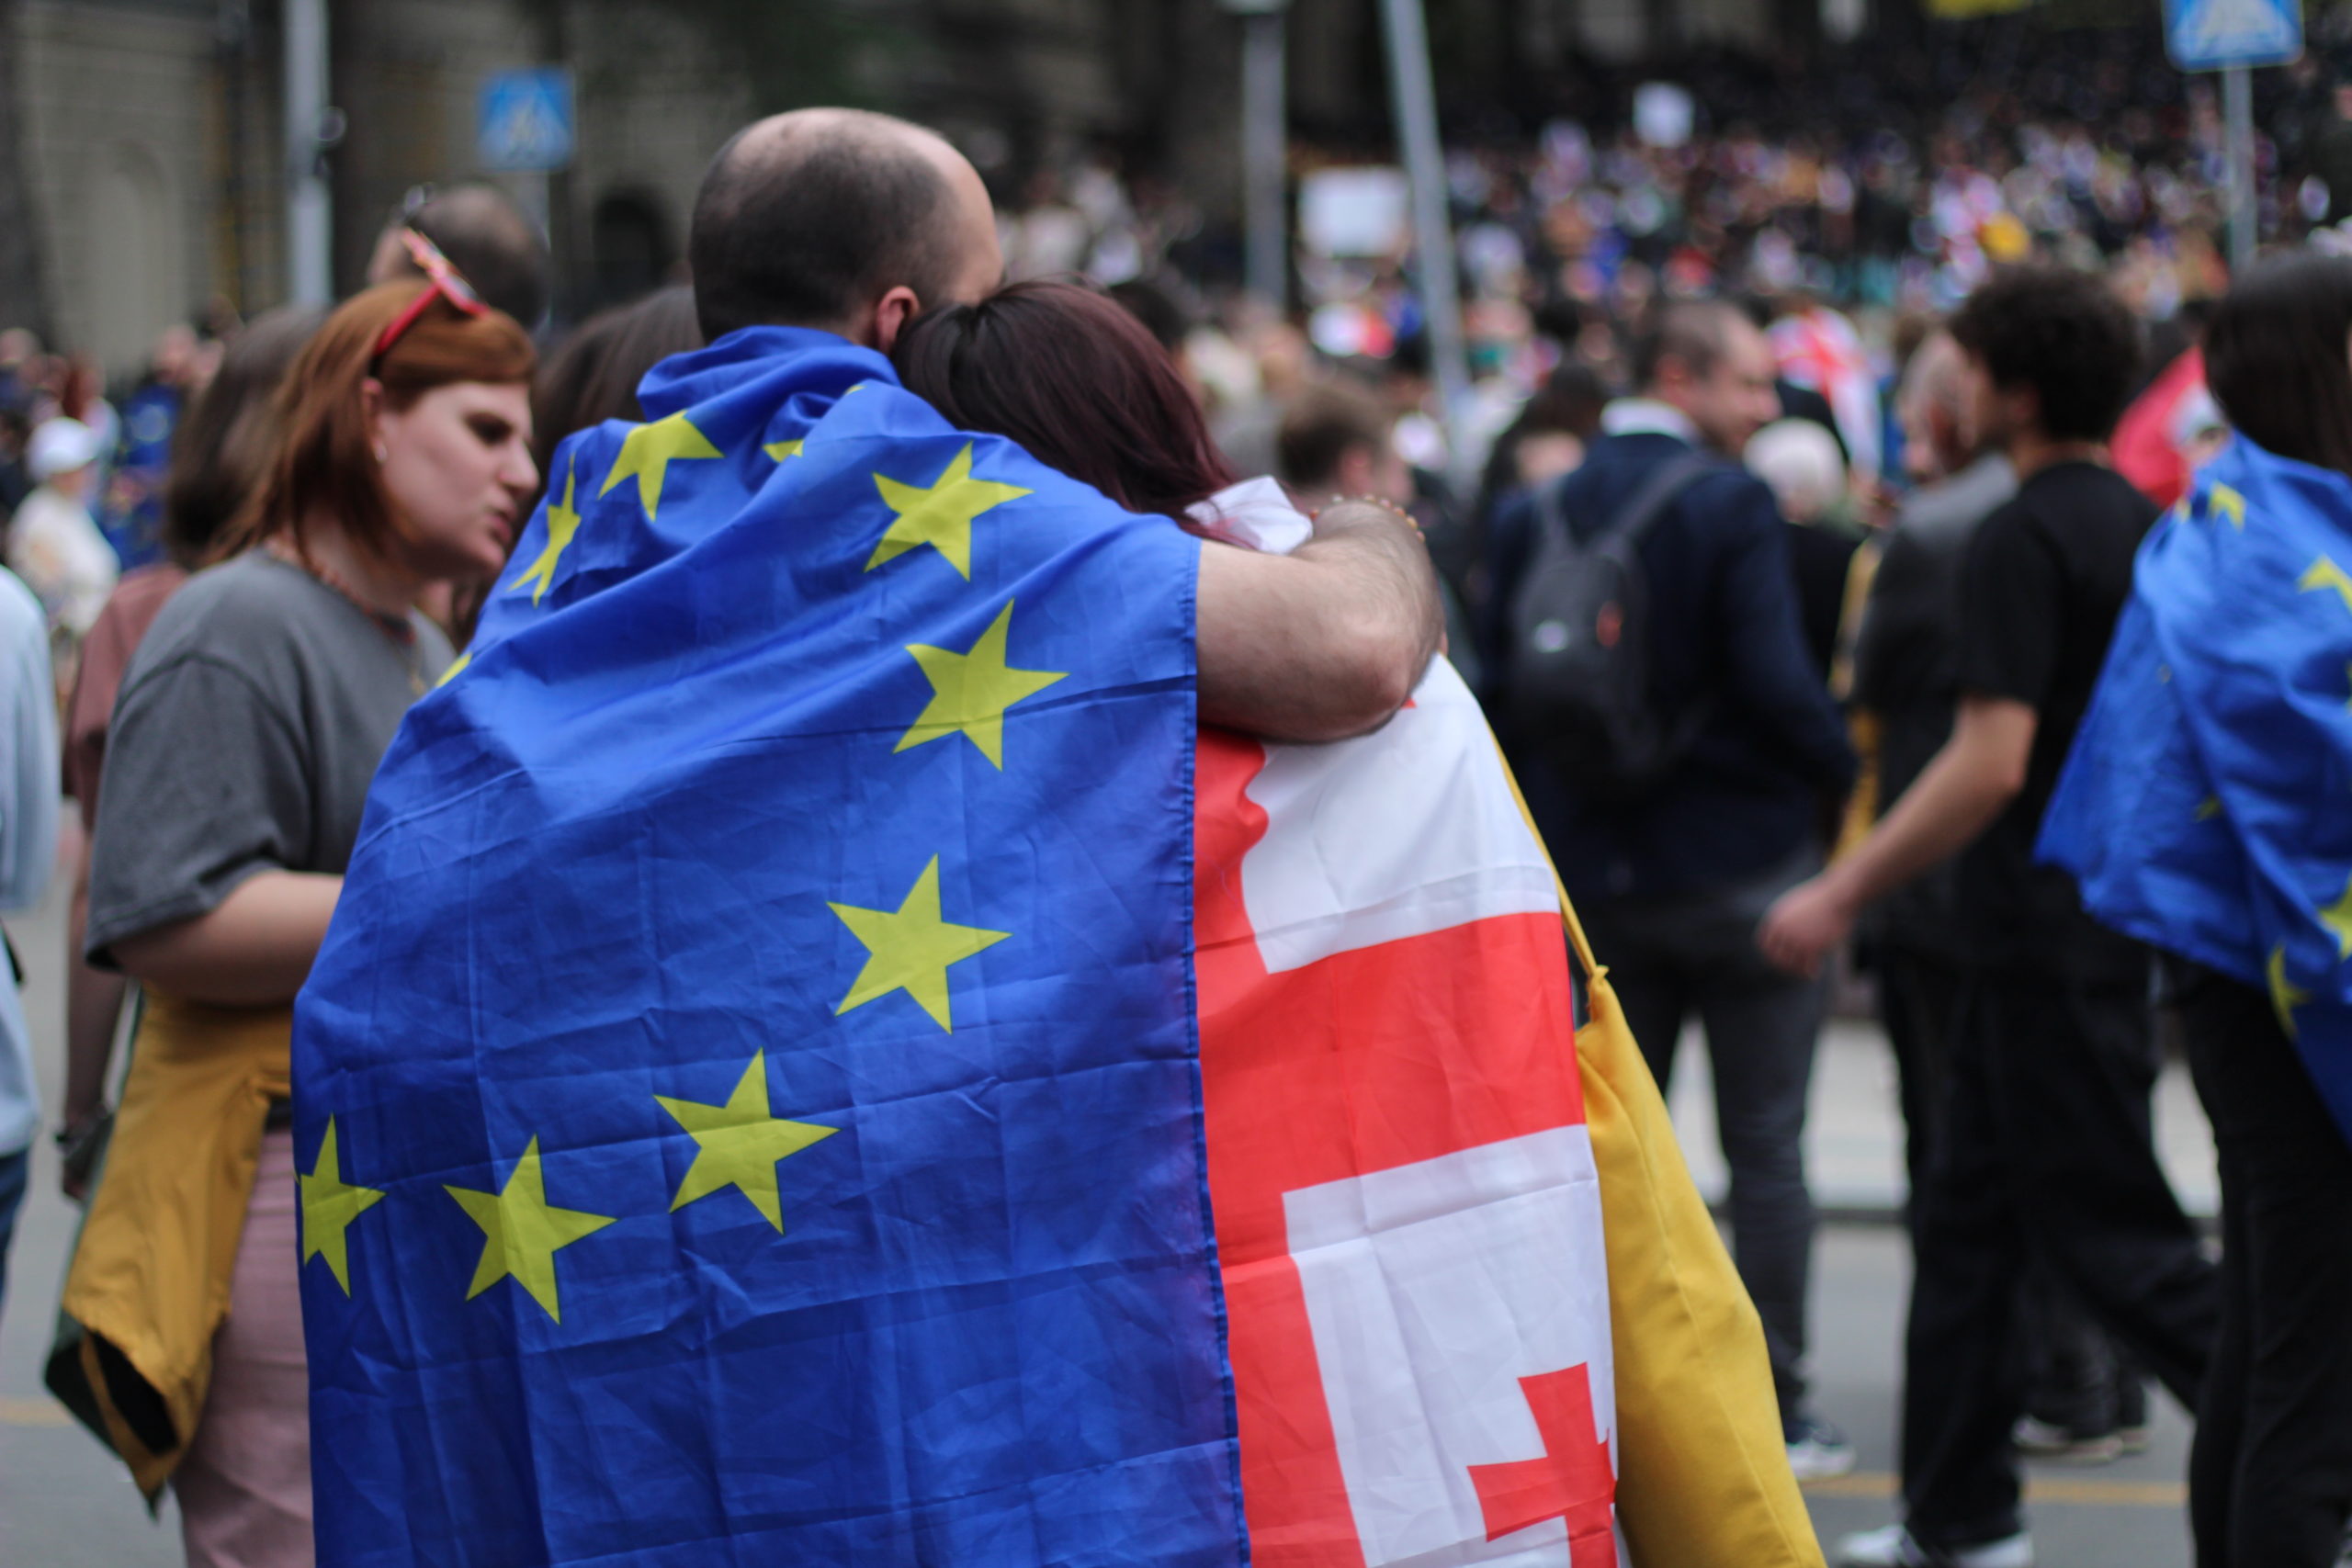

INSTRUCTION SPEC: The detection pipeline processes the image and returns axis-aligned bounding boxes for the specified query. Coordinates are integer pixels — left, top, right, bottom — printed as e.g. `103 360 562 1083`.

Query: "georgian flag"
1195 649 1622 1568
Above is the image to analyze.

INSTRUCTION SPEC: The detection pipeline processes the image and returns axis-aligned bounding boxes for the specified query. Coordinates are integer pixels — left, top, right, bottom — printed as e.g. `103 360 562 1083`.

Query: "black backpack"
1504 452 1713 803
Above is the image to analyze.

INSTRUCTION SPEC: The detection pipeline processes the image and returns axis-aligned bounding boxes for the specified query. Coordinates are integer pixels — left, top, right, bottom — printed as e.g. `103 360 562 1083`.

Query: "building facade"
4 0 1798 371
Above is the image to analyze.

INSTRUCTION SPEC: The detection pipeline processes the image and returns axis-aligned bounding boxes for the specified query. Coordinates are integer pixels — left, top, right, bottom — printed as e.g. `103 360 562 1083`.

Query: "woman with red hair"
52 244 537 1566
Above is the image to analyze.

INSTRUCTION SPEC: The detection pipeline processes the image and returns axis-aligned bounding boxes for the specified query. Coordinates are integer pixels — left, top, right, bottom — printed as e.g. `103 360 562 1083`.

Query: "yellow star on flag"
511 459 584 604
2208 481 2246 531
2321 874 2352 961
2194 796 2222 821
435 650 471 689
896 600 1068 768
867 443 1031 580
830 856 1010 1031
2268 943 2312 1040
2300 556 2352 614
300 1117 384 1296
445 1135 616 1323
764 438 803 461
599 411 721 523
655 1051 837 1232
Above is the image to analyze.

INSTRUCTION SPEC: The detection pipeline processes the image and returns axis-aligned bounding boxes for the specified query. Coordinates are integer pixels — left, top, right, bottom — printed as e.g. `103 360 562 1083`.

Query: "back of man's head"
1948 265 2142 445
1896 330 1973 480
1278 381 1394 494
1630 300 1747 395
397 184 550 329
689 109 978 344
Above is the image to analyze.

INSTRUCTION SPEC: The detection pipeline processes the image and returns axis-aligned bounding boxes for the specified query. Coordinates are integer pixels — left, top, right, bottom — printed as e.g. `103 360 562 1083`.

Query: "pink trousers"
175 1126 313 1567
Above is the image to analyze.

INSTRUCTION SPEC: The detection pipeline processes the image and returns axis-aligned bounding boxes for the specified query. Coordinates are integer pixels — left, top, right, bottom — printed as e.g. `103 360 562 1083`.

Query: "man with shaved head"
689 109 1001 353
681 108 1439 736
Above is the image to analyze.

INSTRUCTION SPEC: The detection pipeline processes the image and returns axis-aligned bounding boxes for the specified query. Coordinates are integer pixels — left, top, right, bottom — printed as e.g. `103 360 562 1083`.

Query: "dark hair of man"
1947 265 2143 444
161 303 328 569
2201 252 2352 480
407 184 551 329
531 285 703 476
690 114 965 344
1476 362 1608 518
890 279 1236 522
1630 300 1745 392
1277 381 1394 492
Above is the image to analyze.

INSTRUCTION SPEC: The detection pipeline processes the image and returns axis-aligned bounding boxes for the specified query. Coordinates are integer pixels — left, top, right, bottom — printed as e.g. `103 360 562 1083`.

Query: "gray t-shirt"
85 551 452 965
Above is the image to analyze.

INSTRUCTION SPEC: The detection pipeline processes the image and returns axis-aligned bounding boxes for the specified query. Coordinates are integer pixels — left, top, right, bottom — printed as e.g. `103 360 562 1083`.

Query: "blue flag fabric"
2041 436 2352 1145
291 329 1245 1566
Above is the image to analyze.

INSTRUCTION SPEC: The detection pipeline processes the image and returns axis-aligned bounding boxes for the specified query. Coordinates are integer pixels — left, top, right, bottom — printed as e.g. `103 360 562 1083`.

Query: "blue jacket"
1481 430 1856 900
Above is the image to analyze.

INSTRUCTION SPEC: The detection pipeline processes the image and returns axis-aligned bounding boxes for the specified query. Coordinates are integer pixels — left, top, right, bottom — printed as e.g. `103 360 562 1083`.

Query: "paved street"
0 837 2207 1565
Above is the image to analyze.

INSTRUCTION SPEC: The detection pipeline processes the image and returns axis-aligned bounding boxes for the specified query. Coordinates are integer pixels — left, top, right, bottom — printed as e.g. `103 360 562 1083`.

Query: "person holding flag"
292 108 1823 1568
2041 250 2352 1568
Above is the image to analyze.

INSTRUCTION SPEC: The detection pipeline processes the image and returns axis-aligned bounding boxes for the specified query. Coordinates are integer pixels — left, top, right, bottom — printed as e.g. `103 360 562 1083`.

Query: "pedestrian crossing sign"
2165 0 2302 72
478 68 575 172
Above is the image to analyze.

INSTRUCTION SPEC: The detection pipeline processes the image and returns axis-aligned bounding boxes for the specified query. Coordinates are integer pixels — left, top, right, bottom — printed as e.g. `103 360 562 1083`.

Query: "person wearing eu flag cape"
2041 251 2352 1568
292 107 1825 1567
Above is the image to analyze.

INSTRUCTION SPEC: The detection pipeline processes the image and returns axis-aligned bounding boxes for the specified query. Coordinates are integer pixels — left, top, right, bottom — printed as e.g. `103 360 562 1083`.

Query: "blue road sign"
478 68 574 172
2165 0 2302 72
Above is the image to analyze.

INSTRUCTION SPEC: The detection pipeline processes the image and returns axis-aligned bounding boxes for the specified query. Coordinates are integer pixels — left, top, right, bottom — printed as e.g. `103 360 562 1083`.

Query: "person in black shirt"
1760 267 2219 1568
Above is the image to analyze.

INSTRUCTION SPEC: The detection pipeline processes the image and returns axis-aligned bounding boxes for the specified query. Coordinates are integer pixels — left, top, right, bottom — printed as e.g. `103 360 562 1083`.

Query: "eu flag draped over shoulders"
2042 435 2352 1144
292 328 1233 1566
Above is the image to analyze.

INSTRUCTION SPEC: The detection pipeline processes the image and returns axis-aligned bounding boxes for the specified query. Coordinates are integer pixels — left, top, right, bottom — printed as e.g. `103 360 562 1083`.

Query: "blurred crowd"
7 26 2352 1565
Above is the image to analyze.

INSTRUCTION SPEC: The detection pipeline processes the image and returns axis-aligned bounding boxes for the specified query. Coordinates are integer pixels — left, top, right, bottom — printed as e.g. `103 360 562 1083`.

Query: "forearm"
62 841 123 1122
1196 501 1442 742
110 870 343 1007
1815 736 2015 911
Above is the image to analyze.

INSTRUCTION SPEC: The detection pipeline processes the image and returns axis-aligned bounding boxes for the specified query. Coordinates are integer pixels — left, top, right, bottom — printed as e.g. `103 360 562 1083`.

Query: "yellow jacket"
46 994 291 1499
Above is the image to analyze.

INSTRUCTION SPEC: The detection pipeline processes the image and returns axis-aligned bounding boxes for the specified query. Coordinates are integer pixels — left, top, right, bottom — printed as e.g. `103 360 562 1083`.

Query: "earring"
375 446 389 463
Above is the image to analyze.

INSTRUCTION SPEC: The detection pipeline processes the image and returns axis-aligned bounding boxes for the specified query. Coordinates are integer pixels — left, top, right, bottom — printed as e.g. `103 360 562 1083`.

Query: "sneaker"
1836 1523 2034 1568
2010 1414 2122 1464
1786 1412 1858 1481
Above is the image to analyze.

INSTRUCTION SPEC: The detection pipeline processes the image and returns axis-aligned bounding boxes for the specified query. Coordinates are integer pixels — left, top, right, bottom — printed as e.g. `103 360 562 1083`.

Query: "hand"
55 1109 109 1202
1758 874 1858 978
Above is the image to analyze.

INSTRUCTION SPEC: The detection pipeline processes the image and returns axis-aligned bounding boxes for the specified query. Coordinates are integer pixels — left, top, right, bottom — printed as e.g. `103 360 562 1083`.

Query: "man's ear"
868 286 924 355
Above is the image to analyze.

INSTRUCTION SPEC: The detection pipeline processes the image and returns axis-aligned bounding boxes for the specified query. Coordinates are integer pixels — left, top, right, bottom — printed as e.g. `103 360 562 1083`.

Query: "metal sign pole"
284 0 333 305
2225 62 2257 271
2164 0 2300 272
1238 5 1290 310
1375 0 1474 485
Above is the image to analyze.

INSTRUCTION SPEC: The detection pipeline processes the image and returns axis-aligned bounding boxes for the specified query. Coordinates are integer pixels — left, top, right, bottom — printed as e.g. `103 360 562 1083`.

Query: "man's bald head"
688 109 1001 350
368 182 550 328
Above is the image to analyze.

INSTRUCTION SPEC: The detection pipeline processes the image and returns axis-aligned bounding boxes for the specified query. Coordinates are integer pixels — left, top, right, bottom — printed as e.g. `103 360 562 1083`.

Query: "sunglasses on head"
370 229 491 370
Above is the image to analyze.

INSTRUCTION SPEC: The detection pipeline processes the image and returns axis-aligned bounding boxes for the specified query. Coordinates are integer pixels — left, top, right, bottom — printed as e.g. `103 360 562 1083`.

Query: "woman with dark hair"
51 254 537 1565
892 278 1240 526
2043 249 2352 1568
531 284 703 476
55 304 328 1198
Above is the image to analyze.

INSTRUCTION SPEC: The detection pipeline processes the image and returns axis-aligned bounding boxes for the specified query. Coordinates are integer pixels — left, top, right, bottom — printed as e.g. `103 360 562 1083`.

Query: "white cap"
27 418 100 483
